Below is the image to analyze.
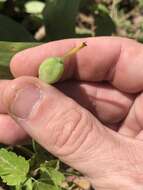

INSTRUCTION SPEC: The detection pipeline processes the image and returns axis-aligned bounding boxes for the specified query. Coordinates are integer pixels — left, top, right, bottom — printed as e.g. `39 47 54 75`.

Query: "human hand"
1 37 143 189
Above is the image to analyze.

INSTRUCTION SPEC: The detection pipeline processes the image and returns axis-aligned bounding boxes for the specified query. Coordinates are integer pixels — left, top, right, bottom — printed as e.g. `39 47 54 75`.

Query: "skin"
1 37 143 189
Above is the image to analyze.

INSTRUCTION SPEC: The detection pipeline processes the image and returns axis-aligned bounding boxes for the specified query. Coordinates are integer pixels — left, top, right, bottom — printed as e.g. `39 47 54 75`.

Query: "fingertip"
9 39 78 78
10 36 143 93
10 47 41 78
0 115 28 145
2 76 42 114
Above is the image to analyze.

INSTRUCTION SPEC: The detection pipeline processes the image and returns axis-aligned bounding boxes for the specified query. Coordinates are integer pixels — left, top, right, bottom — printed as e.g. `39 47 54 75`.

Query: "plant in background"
0 147 66 190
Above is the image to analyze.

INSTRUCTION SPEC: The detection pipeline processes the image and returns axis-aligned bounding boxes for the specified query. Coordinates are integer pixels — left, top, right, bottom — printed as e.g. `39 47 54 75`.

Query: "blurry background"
0 0 143 42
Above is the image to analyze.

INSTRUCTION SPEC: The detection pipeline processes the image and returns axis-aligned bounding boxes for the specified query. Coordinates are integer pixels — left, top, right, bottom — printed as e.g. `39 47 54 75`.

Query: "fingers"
2 76 119 179
0 80 29 145
56 81 134 125
0 114 28 144
119 93 143 139
0 79 134 126
0 78 133 146
11 37 143 93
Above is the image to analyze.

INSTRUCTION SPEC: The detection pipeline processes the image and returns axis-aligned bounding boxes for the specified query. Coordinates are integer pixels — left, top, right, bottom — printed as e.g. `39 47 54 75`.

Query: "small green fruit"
38 42 87 84
39 57 64 84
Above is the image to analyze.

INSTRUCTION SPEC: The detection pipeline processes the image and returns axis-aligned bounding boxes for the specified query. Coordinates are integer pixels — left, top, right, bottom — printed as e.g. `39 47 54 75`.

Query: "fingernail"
10 84 41 119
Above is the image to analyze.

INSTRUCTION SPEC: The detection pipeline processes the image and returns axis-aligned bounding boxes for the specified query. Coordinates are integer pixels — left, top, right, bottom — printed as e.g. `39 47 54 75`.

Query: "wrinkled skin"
1 37 143 189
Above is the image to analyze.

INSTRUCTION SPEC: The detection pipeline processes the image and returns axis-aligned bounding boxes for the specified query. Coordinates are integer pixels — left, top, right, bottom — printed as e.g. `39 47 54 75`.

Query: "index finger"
10 37 143 93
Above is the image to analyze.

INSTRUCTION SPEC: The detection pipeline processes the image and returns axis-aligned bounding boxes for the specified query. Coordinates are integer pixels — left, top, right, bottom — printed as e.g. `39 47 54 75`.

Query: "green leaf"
0 148 30 186
25 1 45 14
45 160 60 170
0 0 6 8
15 185 23 190
95 14 116 36
92 3 116 36
76 27 94 37
0 14 34 42
0 41 40 79
139 0 143 7
33 181 58 190
40 162 65 187
24 178 33 190
0 65 13 79
43 0 81 40
93 3 109 15
0 0 6 9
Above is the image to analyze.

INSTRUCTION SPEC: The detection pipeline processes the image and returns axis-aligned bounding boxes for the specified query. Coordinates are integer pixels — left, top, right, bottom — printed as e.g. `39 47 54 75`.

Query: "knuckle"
46 100 93 156
55 107 83 147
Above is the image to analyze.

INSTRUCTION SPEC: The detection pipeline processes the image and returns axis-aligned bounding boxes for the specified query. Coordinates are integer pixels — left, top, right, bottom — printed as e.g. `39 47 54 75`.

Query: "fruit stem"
63 42 87 60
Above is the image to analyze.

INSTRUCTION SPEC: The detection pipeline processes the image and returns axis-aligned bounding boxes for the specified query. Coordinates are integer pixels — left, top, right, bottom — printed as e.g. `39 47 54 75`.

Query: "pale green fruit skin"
38 57 64 84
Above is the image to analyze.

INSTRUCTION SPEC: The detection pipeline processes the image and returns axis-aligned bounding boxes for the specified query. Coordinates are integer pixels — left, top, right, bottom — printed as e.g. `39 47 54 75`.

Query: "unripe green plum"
38 42 86 84
39 57 64 84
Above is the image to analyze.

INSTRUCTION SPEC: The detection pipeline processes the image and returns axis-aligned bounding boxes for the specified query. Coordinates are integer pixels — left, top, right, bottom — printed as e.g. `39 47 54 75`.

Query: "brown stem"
63 42 87 60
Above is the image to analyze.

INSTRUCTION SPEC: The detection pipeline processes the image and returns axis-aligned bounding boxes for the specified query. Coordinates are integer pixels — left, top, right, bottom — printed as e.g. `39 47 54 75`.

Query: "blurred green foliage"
0 0 143 42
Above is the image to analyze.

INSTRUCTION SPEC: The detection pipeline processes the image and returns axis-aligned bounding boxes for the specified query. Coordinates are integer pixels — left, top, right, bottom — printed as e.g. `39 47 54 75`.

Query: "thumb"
3 76 119 187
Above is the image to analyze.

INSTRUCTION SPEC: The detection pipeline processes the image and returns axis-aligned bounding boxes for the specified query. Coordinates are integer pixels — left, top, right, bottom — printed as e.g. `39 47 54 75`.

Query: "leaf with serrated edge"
0 148 29 186
40 163 65 187
24 178 33 190
33 181 58 190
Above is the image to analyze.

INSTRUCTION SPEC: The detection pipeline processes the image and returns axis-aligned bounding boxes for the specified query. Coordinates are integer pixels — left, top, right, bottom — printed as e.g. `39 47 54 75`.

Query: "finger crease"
105 42 122 83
